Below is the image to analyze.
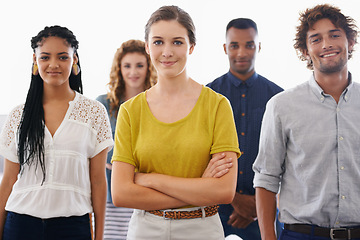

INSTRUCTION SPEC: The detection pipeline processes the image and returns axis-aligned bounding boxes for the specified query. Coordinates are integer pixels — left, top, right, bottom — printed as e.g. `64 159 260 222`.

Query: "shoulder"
206 73 228 88
4 104 24 130
69 93 109 126
121 92 145 110
201 86 231 109
96 94 109 104
268 81 309 108
257 74 284 92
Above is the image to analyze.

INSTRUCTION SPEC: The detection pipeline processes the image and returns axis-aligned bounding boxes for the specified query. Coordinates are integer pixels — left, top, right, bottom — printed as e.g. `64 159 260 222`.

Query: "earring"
72 63 80 75
32 63 39 75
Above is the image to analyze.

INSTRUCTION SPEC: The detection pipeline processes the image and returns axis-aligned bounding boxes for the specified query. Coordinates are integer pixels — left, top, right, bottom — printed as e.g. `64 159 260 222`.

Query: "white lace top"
0 92 113 219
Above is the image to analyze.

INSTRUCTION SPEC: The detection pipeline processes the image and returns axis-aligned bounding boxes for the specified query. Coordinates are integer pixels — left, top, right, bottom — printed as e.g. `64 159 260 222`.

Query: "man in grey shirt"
253 4 359 240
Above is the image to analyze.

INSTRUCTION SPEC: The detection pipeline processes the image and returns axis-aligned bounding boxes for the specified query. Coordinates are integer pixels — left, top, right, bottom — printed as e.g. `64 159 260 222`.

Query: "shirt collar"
227 71 258 88
309 72 352 103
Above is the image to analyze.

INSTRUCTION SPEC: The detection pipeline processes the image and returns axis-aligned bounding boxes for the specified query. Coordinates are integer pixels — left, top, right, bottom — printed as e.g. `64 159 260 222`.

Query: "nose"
49 59 59 68
162 44 173 58
322 37 333 50
236 46 247 57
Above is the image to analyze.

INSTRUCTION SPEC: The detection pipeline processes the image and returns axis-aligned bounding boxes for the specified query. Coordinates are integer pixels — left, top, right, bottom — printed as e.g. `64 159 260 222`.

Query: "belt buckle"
330 228 350 240
162 210 172 220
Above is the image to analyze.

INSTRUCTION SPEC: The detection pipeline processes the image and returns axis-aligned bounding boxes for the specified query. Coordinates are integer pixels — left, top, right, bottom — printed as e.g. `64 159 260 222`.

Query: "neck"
314 67 349 103
230 68 255 82
43 83 75 104
155 71 191 96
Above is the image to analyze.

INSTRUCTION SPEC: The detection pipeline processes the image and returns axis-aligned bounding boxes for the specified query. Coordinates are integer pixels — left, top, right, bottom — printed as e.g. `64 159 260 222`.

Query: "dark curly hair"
18 25 82 184
294 4 358 69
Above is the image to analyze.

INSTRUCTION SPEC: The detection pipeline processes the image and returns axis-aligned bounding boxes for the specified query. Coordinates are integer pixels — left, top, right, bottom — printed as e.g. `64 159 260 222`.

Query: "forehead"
121 52 147 63
149 20 188 38
307 18 344 37
35 36 73 53
226 27 258 43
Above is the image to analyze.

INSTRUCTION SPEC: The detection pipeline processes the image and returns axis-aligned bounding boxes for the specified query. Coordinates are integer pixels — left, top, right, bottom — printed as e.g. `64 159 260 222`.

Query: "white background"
0 0 359 115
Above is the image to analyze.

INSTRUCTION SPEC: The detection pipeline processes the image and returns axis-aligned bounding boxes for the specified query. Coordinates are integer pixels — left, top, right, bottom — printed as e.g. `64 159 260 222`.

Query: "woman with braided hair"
0 25 113 240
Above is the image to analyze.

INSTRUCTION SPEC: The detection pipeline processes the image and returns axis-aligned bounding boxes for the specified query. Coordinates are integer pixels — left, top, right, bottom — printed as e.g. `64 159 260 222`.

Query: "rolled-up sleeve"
253 96 286 194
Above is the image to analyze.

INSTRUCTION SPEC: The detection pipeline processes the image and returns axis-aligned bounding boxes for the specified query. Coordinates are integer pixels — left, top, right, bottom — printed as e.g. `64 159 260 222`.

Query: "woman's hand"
202 153 234 178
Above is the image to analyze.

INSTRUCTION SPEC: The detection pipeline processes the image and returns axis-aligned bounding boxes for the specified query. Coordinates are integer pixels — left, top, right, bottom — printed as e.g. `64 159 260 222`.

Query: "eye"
137 64 145 68
174 40 183 45
153 40 163 45
39 56 49 60
229 44 239 50
246 43 255 49
59 56 69 60
123 64 131 68
310 38 320 44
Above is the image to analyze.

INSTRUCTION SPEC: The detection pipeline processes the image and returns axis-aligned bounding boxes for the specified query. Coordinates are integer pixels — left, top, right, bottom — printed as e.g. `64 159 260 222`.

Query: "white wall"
0 0 359 115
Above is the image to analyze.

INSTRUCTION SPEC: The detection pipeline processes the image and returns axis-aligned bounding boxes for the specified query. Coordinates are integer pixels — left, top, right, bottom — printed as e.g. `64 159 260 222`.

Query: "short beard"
318 57 347 74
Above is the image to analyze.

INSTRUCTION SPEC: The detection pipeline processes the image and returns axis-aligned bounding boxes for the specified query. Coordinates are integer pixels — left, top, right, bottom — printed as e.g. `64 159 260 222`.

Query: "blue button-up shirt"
253 73 360 227
207 71 283 195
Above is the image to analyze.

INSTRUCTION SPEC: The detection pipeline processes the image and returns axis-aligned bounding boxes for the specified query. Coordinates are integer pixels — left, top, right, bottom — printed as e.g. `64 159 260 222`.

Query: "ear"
348 38 355 52
258 42 262 53
189 44 195 55
302 48 310 59
145 42 150 55
73 53 79 65
33 53 37 64
223 43 228 55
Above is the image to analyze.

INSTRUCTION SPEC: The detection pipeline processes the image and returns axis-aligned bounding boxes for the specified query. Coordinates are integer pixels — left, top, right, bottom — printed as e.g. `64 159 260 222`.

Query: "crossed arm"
111 151 238 211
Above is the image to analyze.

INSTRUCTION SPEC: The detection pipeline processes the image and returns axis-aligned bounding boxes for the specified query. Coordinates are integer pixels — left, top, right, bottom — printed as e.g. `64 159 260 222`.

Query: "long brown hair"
107 39 157 116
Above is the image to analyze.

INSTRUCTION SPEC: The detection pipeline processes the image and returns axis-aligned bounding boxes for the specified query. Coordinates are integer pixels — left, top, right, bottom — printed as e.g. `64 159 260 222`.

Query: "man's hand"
228 211 255 229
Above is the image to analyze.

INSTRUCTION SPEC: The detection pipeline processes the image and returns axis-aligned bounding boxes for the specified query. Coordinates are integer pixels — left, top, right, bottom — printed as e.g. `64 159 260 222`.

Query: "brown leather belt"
147 205 219 220
284 224 360 239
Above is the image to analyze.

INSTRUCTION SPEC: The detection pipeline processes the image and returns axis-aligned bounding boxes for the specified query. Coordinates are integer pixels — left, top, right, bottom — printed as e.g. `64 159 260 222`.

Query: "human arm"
90 149 108 240
0 159 19 240
111 161 188 210
227 192 257 228
256 187 277 240
134 151 238 206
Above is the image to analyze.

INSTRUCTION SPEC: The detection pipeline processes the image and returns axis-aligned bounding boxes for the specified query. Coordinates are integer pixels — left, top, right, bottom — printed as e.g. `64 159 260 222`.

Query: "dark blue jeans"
3 211 92 240
280 228 360 240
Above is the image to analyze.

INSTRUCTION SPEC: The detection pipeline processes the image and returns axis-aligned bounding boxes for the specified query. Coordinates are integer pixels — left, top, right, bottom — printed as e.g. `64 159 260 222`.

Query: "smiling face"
145 20 194 79
120 52 148 91
33 36 77 88
304 18 354 74
224 27 260 80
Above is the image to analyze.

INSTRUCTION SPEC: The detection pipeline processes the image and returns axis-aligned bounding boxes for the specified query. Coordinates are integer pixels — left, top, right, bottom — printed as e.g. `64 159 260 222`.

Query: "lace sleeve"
69 95 113 158
0 105 24 162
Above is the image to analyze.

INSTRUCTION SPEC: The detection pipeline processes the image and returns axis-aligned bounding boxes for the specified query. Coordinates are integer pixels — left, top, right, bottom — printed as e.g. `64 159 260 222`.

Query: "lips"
160 61 176 67
320 51 339 58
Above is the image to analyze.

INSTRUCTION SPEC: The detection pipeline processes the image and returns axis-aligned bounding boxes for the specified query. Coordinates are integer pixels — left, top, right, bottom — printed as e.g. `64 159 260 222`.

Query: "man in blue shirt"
207 18 283 240
253 4 359 240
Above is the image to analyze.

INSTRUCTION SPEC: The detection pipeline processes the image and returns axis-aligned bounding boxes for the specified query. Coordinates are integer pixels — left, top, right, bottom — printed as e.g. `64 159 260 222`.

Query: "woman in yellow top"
111 5 241 240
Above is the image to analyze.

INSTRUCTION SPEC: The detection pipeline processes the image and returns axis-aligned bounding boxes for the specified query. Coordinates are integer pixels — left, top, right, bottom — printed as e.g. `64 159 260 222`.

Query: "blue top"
96 94 123 203
207 71 283 195
253 73 360 227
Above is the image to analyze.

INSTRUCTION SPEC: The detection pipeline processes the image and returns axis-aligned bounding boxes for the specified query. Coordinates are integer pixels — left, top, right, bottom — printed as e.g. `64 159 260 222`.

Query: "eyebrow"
308 29 341 39
39 52 70 55
229 40 255 44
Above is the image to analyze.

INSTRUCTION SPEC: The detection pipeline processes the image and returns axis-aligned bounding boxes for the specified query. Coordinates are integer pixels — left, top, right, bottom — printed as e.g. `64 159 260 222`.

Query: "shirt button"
241 94 246 98
341 196 346 200
241 113 245 117
336 107 340 112
239 190 243 194
339 136 344 141
239 171 243 175
241 151 244 155
340 166 345 170
241 132 245 136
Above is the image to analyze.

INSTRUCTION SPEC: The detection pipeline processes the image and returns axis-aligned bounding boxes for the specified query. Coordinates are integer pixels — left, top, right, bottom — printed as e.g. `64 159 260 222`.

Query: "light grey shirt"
253 73 360 228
